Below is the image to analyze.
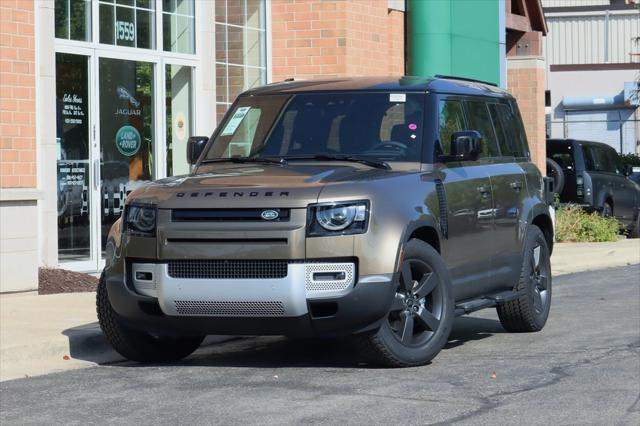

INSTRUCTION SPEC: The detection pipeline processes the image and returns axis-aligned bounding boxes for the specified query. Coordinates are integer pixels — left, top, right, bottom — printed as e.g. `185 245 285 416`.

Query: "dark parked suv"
98 76 554 367
546 139 640 236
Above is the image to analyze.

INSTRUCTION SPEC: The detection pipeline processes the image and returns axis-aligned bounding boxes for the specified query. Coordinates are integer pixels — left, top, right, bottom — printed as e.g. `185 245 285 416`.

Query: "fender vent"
435 179 448 239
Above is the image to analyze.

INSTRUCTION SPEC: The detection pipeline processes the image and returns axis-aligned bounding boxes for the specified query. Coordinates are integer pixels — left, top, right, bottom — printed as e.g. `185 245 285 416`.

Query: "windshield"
204 93 425 163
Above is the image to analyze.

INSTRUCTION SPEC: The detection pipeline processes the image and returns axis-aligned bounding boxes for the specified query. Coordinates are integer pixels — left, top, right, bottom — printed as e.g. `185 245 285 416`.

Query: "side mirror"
186 136 209 165
450 130 481 161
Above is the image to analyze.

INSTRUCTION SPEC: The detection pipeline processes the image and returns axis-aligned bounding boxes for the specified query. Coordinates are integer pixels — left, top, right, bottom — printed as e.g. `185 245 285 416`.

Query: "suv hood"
126 164 407 209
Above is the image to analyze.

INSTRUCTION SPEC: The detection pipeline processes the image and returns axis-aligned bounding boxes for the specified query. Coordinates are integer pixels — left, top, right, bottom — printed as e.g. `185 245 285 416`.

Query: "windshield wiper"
281 154 390 170
200 157 286 165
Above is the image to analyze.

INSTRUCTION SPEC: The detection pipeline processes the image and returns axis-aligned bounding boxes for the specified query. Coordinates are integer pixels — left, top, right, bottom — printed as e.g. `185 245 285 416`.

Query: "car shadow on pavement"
63 315 505 370
61 322 124 365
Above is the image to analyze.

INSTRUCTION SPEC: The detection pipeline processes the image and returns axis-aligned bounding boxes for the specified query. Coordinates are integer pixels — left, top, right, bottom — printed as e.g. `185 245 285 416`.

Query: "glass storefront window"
165 64 193 176
162 0 195 54
99 58 155 252
55 0 92 41
215 0 267 122
99 0 155 49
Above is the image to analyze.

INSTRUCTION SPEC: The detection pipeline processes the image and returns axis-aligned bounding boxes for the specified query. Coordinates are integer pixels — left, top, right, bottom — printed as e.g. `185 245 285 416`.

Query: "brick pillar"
270 0 404 81
507 56 546 173
0 0 36 188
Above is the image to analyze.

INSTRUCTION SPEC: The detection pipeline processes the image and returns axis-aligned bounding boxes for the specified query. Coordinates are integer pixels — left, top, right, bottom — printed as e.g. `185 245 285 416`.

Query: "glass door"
55 53 95 266
98 57 155 257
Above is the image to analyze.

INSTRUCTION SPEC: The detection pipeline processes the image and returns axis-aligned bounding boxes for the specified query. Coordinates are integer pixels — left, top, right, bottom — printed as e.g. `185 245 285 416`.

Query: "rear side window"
495 103 528 158
465 101 500 158
509 100 530 158
437 100 465 156
586 146 616 173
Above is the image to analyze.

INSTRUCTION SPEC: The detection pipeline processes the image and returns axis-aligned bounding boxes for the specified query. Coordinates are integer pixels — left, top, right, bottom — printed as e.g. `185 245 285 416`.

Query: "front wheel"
497 225 552 332
357 239 454 367
97 273 204 363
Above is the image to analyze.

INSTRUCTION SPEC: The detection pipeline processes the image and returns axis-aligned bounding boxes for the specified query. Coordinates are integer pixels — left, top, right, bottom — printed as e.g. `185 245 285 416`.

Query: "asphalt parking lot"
1 265 639 425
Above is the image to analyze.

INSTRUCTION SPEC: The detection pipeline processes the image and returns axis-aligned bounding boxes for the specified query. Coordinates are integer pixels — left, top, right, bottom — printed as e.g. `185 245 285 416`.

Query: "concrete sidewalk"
552 238 640 276
1 238 638 382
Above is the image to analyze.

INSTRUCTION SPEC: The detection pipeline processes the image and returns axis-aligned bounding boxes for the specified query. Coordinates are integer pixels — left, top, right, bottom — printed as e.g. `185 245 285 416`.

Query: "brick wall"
0 0 36 188
271 0 404 81
507 57 546 173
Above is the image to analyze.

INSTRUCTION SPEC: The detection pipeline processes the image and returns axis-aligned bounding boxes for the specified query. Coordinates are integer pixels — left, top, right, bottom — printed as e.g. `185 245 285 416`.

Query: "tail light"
576 175 584 198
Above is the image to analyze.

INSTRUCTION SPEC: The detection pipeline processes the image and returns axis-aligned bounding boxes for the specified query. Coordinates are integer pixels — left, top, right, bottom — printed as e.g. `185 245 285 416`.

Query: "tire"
497 225 552 332
96 273 204 363
356 239 454 367
546 158 565 195
602 202 613 218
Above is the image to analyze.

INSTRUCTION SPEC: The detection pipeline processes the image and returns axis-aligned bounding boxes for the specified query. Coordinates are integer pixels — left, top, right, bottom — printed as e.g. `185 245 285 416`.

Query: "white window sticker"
389 93 406 103
221 106 251 136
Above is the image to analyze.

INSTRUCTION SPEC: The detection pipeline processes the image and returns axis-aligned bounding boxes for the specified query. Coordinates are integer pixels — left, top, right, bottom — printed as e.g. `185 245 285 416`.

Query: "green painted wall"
407 0 502 85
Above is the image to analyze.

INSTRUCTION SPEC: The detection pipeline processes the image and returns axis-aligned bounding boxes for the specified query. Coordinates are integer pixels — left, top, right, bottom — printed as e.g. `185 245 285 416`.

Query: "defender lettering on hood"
175 191 290 198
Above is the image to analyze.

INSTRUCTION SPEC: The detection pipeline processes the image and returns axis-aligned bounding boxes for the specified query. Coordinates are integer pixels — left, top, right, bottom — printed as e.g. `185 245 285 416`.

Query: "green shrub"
555 205 619 243
619 153 640 168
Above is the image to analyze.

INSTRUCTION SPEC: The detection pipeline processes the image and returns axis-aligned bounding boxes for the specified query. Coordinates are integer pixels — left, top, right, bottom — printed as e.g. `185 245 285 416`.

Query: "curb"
0 324 235 382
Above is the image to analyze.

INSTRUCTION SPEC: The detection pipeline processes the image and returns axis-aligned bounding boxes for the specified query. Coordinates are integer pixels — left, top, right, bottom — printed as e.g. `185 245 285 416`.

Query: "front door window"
99 58 155 253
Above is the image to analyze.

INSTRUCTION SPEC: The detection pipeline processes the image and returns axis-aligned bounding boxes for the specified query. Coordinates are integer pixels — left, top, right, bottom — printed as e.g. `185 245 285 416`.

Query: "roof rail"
434 74 498 87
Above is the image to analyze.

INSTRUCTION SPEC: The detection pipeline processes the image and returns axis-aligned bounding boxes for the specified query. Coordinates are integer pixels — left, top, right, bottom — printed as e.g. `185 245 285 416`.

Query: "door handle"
93 159 100 191
510 180 522 191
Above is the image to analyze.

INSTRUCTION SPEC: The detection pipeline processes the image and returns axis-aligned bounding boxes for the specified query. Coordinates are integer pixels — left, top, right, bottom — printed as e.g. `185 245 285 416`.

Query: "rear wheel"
357 239 454 367
497 225 552 332
97 273 204 363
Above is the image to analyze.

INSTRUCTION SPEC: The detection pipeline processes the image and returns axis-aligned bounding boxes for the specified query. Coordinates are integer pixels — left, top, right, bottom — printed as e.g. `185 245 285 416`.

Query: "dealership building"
0 0 549 292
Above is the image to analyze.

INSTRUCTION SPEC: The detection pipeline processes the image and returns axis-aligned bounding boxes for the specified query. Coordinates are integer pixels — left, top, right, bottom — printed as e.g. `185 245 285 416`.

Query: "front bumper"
105 260 396 338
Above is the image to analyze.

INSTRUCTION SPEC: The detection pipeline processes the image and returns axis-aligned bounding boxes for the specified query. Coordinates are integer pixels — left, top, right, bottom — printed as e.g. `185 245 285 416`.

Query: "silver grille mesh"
168 260 288 279
305 263 355 293
174 300 286 316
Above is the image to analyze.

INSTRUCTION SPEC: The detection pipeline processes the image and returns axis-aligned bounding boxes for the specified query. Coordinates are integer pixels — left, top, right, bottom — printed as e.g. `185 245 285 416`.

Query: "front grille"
167 260 289 279
171 208 290 222
174 300 285 316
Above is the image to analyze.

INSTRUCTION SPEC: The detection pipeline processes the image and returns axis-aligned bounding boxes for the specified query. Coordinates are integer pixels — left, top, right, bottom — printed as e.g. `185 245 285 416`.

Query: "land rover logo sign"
115 125 141 156
261 210 279 220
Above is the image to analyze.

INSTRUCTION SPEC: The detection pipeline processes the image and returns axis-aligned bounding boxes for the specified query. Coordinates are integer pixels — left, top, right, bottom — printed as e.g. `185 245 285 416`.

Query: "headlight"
308 201 369 236
124 204 157 237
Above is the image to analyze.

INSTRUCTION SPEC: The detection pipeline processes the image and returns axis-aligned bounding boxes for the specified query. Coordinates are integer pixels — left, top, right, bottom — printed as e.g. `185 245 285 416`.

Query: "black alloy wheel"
357 239 453 367
388 259 443 346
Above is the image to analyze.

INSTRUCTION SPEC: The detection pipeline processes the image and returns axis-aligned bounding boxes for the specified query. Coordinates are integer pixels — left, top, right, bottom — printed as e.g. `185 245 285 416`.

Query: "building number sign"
116 21 135 42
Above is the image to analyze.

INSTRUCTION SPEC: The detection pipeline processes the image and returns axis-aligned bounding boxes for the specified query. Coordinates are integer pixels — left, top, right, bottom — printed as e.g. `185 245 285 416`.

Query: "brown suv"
97 76 554 367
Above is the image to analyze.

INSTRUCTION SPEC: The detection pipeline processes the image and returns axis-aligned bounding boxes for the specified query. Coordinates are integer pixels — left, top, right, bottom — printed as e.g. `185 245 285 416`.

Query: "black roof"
243 76 510 98
548 138 613 148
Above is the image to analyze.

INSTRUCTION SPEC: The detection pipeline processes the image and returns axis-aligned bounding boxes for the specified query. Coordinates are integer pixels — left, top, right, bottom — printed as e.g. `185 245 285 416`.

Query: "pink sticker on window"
408 123 417 130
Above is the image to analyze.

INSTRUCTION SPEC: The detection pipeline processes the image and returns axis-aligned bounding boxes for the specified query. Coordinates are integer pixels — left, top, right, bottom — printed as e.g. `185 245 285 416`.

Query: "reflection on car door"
435 97 494 301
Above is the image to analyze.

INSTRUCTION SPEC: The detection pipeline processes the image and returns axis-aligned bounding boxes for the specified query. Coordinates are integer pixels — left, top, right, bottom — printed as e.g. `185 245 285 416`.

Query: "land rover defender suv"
546 138 640 237
97 76 554 367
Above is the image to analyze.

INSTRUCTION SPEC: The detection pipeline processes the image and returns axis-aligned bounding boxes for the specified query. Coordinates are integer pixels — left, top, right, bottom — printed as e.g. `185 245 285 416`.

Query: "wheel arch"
531 213 554 255
394 218 443 273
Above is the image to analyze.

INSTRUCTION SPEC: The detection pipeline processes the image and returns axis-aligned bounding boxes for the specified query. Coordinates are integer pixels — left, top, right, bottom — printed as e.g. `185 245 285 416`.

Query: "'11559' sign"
116 21 135 42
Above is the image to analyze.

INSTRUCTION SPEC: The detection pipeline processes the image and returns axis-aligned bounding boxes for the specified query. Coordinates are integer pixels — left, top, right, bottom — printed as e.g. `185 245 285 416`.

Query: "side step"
454 290 524 317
